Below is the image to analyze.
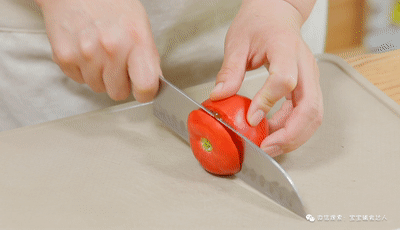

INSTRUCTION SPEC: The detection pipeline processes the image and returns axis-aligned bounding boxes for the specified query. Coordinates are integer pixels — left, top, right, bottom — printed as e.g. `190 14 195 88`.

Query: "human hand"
35 0 161 102
210 0 323 157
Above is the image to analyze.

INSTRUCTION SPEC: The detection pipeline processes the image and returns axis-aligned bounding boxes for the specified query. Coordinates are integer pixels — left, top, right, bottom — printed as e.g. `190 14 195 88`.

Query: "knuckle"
260 93 276 111
97 21 131 56
301 100 324 126
218 65 238 77
122 19 148 46
275 72 298 92
303 105 318 122
100 34 120 55
284 74 298 92
79 33 98 60
53 46 77 65
259 90 277 111
216 65 243 92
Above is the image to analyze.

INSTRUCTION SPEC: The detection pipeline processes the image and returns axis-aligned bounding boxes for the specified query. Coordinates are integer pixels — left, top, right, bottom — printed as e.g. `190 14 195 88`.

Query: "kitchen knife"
152 75 307 218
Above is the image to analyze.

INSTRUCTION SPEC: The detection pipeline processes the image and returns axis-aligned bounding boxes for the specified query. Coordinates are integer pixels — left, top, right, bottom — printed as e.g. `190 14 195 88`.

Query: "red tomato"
187 95 269 176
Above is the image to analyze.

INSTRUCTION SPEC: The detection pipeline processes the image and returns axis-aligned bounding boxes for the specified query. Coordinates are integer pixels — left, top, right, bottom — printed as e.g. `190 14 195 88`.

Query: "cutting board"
1 54 399 229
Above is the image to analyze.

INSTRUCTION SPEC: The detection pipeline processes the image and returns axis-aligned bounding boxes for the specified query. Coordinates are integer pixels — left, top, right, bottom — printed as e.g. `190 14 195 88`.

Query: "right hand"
210 0 323 157
36 0 162 102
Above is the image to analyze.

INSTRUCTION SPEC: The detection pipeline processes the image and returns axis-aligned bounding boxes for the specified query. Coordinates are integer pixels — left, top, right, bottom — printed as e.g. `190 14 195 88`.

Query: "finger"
53 53 84 84
128 41 161 103
209 38 249 101
78 27 106 93
99 24 131 100
247 51 298 127
51 37 84 84
267 99 293 133
261 104 322 157
261 51 323 156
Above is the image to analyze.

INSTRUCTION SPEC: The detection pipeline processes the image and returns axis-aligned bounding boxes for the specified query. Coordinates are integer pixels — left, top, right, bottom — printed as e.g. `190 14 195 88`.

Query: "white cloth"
0 0 328 132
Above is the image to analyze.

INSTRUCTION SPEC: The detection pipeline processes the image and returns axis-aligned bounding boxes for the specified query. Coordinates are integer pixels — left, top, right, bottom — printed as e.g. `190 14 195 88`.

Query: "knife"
152 75 306 218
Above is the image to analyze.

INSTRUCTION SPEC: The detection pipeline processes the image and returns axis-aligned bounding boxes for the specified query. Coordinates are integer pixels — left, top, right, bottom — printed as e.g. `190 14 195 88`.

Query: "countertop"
341 48 400 105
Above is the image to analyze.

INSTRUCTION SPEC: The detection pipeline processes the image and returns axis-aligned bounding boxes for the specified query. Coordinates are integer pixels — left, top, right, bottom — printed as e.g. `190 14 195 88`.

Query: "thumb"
246 54 298 126
209 43 248 101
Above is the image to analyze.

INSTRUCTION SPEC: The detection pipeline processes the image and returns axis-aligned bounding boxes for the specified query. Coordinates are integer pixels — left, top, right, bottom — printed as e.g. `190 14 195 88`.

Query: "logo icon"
306 214 315 222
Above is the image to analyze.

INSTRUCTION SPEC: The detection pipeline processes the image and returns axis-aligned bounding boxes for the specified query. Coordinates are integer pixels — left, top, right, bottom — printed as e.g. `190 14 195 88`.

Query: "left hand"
210 0 323 157
36 0 162 102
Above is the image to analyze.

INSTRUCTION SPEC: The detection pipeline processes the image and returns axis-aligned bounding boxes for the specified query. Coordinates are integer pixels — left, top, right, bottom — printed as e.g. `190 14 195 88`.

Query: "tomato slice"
187 94 269 176
187 109 241 175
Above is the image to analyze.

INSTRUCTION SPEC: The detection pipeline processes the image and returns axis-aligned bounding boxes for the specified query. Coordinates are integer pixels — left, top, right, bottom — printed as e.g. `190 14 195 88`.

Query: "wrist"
281 0 317 23
241 0 316 25
240 0 304 32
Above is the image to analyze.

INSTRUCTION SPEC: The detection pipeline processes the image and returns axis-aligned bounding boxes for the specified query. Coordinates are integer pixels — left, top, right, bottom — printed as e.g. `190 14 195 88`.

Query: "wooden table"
339 49 400 105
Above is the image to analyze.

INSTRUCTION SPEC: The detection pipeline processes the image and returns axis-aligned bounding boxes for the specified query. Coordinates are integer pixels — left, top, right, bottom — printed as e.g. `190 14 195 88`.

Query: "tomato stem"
200 138 213 152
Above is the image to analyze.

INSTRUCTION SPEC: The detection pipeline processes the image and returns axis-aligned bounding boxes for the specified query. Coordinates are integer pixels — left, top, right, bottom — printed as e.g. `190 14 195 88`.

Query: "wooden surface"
325 0 367 53
343 49 400 105
325 0 400 105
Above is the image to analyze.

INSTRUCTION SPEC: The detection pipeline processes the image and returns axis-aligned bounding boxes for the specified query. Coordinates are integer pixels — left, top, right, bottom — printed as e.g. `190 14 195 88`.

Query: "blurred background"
325 0 400 56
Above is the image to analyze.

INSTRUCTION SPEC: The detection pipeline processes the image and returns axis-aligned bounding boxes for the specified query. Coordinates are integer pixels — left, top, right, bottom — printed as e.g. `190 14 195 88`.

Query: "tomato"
187 95 269 176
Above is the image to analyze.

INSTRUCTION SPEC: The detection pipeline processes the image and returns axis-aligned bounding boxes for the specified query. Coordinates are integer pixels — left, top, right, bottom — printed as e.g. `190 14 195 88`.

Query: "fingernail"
248 109 265 126
211 82 224 96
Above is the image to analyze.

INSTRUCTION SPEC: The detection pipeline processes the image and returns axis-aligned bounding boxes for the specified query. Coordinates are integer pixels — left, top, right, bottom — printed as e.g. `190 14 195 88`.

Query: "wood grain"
344 49 400 105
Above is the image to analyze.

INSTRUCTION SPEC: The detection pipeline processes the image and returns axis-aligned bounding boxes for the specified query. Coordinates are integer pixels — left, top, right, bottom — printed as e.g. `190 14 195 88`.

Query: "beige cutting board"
1 54 399 229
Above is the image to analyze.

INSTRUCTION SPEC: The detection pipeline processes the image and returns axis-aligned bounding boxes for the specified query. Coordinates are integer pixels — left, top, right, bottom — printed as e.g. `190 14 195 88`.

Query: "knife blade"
152 75 306 218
